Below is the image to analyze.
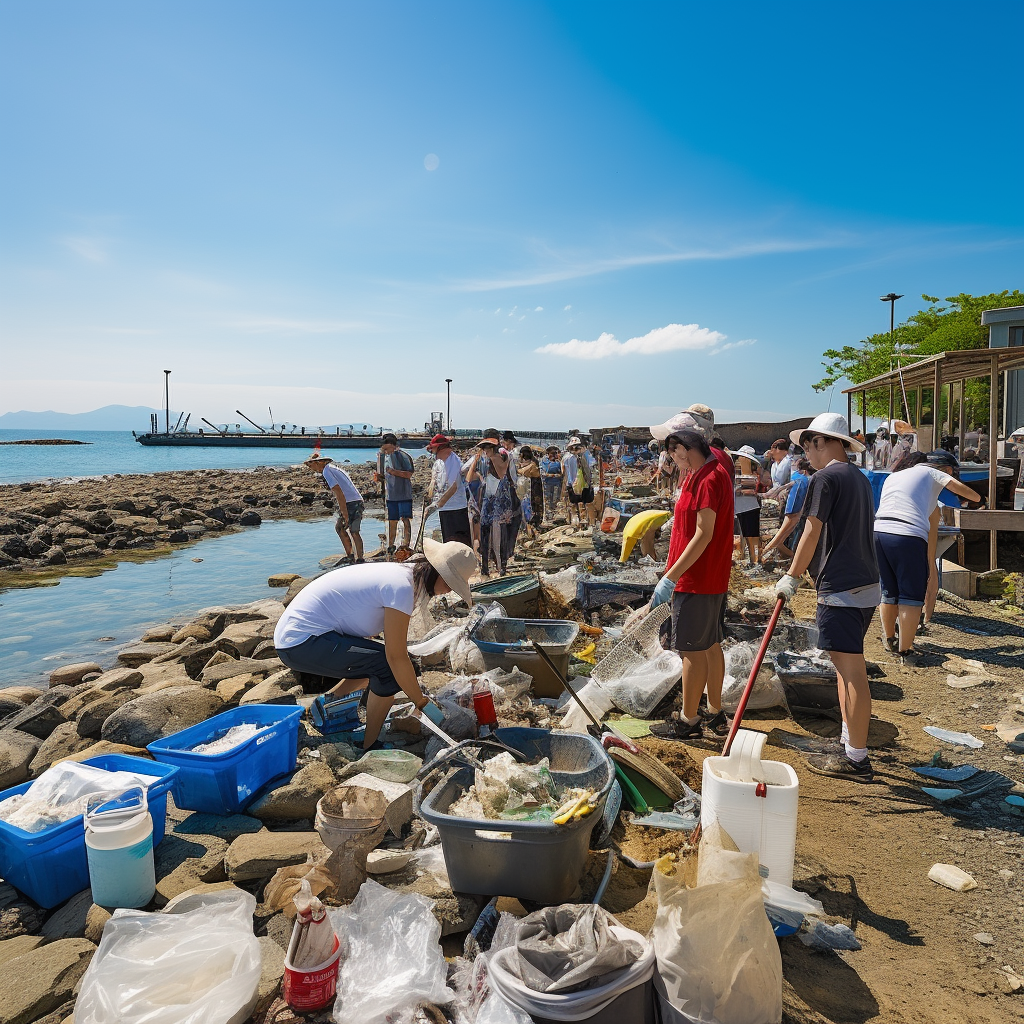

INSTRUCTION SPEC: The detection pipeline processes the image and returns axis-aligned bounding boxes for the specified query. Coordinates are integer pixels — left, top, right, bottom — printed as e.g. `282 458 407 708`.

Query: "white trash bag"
652 822 782 1024
720 643 787 712
75 889 261 1024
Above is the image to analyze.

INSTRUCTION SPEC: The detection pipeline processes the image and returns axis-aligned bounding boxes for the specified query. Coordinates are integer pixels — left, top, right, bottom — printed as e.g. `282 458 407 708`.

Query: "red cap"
426 433 451 450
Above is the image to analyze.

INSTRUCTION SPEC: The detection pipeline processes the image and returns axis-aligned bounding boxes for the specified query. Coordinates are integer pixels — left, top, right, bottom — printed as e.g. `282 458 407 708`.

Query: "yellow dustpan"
620 509 671 562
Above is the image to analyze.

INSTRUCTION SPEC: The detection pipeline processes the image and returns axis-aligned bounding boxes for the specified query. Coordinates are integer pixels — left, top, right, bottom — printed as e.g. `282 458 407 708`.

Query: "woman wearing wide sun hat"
273 539 476 751
729 443 764 565
774 412 881 784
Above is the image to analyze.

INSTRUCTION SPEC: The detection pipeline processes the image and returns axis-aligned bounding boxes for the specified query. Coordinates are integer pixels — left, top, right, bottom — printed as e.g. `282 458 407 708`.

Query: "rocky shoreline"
0 457 435 575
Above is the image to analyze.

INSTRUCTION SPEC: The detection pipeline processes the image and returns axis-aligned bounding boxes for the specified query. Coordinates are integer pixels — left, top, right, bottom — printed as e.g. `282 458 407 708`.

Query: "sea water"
0 430 378 484
0 515 397 687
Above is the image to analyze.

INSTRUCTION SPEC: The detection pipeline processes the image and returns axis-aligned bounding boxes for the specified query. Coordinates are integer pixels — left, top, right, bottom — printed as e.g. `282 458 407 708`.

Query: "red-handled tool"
722 595 785 756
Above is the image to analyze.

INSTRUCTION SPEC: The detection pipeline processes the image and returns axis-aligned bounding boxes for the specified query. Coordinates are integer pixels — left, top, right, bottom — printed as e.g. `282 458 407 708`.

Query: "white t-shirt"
437 451 468 511
274 563 415 648
770 455 792 488
321 463 362 503
874 465 952 541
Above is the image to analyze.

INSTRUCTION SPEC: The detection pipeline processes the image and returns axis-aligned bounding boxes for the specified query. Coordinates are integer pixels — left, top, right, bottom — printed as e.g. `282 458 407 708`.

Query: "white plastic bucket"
85 786 156 908
487 926 657 1023
700 729 799 887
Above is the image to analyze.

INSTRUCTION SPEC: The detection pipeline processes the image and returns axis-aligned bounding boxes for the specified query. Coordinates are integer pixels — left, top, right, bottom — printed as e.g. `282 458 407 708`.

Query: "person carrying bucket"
774 413 879 783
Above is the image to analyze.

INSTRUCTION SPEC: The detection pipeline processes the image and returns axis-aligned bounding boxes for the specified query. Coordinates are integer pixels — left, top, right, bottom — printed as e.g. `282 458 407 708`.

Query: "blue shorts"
277 632 401 696
874 532 928 607
386 499 413 521
816 604 875 655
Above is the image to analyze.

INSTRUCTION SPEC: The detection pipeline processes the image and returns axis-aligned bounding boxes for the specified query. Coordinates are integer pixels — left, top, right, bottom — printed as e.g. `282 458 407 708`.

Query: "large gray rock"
0 697 28 720
48 662 101 687
0 937 95 1024
256 935 286 1012
0 936 43 968
117 642 178 667
238 678 297 707
0 885 43 941
153 834 229 906
89 667 144 692
246 762 335 824
218 622 271 658
0 730 39 788
202 656 281 686
75 688 136 738
40 889 92 941
282 578 312 606
1 700 66 740
101 687 224 747
225 830 329 881
27 723 89 778
171 811 263 843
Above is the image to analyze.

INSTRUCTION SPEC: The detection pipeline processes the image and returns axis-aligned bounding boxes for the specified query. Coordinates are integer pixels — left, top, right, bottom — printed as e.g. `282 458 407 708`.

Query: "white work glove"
651 576 676 609
425 503 439 517
774 574 800 604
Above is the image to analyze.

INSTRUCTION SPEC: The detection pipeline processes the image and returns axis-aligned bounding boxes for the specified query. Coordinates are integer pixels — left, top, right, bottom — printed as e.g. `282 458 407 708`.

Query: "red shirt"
667 453 735 594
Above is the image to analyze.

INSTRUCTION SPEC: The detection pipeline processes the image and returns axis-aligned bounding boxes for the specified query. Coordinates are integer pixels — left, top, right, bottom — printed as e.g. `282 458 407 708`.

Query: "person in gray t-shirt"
378 433 415 553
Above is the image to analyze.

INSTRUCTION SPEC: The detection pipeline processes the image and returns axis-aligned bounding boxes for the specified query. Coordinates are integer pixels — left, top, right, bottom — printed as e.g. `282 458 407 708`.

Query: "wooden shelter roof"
842 348 1024 394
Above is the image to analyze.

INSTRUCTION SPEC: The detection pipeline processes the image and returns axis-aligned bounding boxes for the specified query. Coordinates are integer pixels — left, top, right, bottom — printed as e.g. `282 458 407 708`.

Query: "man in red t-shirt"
645 414 735 742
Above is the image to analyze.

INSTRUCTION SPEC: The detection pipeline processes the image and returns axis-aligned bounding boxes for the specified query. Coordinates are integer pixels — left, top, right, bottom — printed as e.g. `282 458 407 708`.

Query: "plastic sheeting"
720 642 787 712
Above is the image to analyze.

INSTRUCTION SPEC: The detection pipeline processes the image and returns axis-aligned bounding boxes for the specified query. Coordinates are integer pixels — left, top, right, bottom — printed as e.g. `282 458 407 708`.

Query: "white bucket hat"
567 436 584 448
422 537 476 605
790 413 865 453
649 411 711 443
730 444 760 463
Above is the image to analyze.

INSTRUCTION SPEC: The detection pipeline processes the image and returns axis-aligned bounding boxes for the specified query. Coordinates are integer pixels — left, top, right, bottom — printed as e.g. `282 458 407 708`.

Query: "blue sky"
1 1 1021 430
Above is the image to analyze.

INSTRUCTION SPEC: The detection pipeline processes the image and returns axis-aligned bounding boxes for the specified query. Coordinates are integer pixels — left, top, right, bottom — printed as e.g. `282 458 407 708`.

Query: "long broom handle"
722 596 785 756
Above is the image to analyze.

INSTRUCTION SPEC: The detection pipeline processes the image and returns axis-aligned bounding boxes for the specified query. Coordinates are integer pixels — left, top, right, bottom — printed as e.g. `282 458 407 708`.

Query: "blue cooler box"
147 704 304 815
0 754 178 909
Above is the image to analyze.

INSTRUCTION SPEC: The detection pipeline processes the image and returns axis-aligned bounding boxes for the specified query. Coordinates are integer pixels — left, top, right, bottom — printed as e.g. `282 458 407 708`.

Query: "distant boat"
134 427 434 449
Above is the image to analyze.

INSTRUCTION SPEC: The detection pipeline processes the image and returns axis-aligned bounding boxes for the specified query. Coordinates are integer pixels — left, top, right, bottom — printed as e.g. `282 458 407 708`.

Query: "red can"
283 932 342 1012
472 687 498 728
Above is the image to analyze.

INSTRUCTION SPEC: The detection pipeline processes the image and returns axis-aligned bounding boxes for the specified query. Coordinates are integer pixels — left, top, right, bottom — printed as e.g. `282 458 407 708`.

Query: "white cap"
649 412 712 443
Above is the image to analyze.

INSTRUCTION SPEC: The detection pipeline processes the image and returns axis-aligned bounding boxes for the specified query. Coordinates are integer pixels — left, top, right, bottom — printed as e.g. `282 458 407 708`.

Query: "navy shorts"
670 591 726 652
386 499 413 521
874 532 928 606
734 508 760 539
277 632 401 696
815 604 875 655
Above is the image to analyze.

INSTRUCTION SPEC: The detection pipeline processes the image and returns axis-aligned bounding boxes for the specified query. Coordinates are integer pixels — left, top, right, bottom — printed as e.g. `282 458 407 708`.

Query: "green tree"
815 290 1024 422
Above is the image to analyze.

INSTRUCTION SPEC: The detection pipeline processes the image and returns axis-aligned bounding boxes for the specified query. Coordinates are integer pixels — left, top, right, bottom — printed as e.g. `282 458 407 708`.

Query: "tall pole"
163 370 171 434
880 293 906 422
445 378 453 433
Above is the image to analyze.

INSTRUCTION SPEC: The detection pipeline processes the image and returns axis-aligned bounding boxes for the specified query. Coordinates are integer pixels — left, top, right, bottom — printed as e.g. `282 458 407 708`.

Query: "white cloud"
62 236 108 263
709 339 757 356
534 306 544 312
564 305 572 311
535 322 728 360
230 318 373 334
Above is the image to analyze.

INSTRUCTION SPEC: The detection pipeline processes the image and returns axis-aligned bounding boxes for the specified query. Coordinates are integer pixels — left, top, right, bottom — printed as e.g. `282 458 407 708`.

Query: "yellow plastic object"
573 642 596 664
619 509 672 563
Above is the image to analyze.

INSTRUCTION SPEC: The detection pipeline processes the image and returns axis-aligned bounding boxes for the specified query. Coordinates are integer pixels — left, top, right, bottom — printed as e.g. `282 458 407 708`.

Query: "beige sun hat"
650 411 711 443
790 412 865 453
422 537 476 605
304 451 332 465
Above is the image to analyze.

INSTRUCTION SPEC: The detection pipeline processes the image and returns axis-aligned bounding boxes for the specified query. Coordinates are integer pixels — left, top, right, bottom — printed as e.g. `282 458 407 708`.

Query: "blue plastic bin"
0 754 178 909
147 704 304 814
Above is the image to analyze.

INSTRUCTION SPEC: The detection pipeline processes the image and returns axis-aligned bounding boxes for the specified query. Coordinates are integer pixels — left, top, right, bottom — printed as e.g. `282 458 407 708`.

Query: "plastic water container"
147 705 304 814
700 729 799 887
85 786 156 908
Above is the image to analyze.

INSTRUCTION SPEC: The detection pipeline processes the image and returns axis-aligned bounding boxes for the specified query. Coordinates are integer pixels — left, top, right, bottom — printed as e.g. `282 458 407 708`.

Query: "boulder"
87 667 144 692
54 740 151 766
268 573 301 588
0 698 26 721
162 881 245 914
153 834 229 906
216 673 258 706
117 642 178 667
40 889 93 941
0 688 42 706
30 1000 76 1024
239 510 262 526
282 578 312 607
149 636 198 663
27 723 88 777
171 622 212 644
183 641 229 679
57 684 108 721
0 883 44 941
101 687 224 748
1 700 66 740
0 938 95 1024
0 936 43 968
256 935 286 1012
0 730 38 788
41 546 67 566
84 903 112 943
225 830 329 881
218 622 268 658
140 625 176 642
246 762 336 822
239 678 297 707
202 657 280 686
48 662 102 687
76 689 137 739
135 662 194 692
171 811 263 843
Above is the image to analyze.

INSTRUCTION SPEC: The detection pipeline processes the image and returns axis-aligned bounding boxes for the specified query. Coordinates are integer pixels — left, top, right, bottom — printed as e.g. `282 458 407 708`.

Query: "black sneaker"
899 648 926 668
806 752 875 783
650 713 704 741
699 708 731 737
882 634 899 653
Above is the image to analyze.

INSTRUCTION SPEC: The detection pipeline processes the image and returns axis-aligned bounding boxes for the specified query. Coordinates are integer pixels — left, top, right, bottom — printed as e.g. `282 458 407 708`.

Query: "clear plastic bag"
558 680 615 733
719 642 787 711
598 650 682 718
74 889 261 1024
652 823 782 1024
330 880 452 1024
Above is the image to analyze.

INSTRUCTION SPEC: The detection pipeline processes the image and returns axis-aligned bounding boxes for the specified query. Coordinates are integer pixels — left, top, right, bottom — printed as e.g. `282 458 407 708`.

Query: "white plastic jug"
85 786 156 908
700 729 799 887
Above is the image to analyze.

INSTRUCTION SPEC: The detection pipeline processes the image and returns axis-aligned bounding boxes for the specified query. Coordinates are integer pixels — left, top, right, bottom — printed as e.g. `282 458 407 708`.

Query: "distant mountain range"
0 405 171 431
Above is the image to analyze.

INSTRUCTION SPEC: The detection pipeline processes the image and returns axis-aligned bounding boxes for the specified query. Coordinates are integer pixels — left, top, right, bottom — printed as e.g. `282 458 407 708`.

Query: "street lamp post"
879 294 906 423
163 370 172 435
445 379 453 433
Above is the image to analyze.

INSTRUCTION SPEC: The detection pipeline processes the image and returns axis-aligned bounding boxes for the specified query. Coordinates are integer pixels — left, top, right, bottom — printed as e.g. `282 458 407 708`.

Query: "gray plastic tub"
416 728 615 904
469 619 580 699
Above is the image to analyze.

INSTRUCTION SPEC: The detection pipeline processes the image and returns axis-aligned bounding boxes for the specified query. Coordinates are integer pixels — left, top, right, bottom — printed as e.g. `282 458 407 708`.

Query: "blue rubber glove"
420 701 445 726
651 576 676 609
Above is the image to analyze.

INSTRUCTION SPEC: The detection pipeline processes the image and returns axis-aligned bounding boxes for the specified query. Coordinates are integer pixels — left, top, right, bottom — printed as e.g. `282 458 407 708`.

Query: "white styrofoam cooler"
700 729 799 887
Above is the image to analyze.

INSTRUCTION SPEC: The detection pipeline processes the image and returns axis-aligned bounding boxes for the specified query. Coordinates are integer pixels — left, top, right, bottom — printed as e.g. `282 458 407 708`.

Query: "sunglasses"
800 434 831 450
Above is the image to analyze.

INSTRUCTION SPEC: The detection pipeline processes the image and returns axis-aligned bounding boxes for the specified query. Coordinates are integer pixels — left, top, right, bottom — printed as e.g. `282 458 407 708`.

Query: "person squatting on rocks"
646 412 735 742
378 432 415 555
774 413 880 782
423 433 473 547
874 450 979 664
273 539 476 750
306 452 365 564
